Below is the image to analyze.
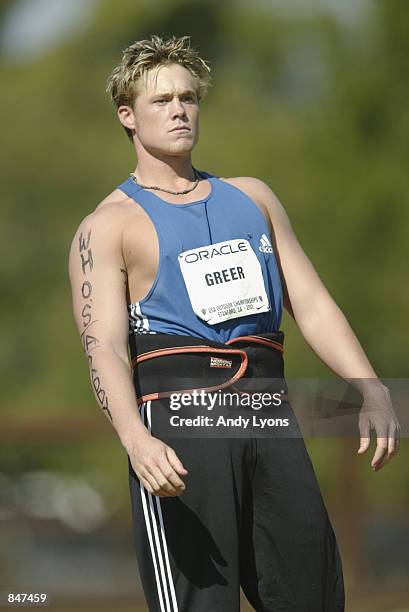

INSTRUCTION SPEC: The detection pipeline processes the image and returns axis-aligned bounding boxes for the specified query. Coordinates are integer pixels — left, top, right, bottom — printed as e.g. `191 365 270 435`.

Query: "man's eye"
155 99 167 104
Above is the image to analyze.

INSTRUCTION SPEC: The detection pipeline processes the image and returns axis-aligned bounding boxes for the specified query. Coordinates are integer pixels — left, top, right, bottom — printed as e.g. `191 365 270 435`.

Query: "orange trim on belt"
132 345 248 369
132 345 249 405
132 345 209 367
226 335 284 353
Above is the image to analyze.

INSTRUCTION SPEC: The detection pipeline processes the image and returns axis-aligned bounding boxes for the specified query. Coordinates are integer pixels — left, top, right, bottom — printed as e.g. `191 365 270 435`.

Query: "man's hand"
357 384 401 471
127 432 189 497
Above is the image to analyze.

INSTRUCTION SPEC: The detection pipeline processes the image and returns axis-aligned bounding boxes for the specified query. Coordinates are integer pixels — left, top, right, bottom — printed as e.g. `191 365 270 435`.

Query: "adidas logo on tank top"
259 233 274 254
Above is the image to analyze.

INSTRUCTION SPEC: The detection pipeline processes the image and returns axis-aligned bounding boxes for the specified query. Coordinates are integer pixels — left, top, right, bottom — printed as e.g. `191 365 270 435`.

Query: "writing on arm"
68 208 129 422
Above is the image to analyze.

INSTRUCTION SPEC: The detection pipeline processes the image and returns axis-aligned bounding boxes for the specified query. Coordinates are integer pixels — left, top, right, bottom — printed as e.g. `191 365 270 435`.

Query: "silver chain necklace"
129 167 201 195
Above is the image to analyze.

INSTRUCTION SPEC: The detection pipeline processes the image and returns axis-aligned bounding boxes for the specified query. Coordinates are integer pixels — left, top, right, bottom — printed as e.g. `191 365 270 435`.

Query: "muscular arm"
68 206 188 495
68 208 148 449
237 177 383 396
237 177 400 469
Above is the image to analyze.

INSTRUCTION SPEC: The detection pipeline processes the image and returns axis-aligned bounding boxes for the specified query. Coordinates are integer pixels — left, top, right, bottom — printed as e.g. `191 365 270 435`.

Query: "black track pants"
128 400 345 612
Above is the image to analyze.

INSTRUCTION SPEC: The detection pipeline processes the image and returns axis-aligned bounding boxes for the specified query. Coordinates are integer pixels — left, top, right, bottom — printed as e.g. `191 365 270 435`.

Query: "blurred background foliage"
0 0 408 609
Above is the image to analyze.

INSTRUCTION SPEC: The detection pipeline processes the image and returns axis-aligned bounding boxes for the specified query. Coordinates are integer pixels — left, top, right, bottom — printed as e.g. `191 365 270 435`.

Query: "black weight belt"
130 331 288 406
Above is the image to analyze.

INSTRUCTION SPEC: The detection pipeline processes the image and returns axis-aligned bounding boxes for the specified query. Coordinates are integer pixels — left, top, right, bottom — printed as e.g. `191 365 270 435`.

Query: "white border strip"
146 401 180 612
139 401 179 611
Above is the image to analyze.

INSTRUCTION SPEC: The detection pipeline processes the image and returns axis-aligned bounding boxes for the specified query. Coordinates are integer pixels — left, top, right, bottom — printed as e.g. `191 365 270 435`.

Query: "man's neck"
132 156 197 190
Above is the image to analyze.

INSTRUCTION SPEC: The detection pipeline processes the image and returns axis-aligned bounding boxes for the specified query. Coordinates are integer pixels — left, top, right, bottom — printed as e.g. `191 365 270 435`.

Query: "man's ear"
117 105 136 133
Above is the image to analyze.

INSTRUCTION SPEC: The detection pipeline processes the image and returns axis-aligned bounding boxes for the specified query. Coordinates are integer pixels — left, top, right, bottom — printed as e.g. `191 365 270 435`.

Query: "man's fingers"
166 446 189 475
148 465 178 494
388 425 399 456
140 471 159 494
374 453 393 471
358 387 401 471
357 418 371 454
158 460 186 490
373 447 394 471
374 426 400 472
133 442 188 497
371 438 388 469
357 437 370 454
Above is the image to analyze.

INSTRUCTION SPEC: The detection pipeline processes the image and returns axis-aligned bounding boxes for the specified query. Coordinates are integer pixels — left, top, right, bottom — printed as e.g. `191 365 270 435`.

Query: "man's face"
121 63 200 156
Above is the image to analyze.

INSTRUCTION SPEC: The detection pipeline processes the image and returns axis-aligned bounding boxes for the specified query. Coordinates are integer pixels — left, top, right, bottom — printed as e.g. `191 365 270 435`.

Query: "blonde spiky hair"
106 34 212 140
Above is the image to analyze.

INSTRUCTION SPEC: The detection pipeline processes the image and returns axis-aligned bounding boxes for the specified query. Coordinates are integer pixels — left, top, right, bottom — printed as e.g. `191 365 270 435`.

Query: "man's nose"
170 96 186 117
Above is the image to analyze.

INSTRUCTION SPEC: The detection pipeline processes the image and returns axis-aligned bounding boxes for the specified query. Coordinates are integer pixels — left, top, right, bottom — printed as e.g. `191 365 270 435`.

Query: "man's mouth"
171 126 190 132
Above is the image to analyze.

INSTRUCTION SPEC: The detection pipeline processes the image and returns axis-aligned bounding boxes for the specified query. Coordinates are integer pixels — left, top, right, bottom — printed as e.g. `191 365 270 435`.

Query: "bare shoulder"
219 176 289 229
92 187 138 225
69 188 144 254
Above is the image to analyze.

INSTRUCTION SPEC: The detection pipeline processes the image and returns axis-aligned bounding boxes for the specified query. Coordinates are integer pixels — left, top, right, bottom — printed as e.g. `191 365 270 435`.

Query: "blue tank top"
118 171 283 343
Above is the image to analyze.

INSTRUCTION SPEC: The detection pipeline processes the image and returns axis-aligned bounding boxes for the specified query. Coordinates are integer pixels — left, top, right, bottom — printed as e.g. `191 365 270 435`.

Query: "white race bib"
178 239 270 325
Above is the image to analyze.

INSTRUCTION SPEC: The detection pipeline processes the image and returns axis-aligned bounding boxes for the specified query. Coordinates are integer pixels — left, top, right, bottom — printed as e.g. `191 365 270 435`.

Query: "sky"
0 0 97 62
257 0 371 22
0 0 371 63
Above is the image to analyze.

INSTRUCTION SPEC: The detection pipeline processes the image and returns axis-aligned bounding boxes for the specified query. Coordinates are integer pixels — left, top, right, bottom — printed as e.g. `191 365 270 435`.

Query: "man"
68 35 400 611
